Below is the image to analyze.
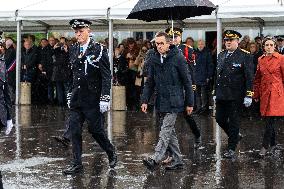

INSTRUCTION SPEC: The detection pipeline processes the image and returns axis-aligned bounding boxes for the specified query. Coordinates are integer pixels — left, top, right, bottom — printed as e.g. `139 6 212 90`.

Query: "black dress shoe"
63 163 83 175
108 152 118 168
142 158 158 171
223 149 236 159
53 136 70 147
165 161 184 170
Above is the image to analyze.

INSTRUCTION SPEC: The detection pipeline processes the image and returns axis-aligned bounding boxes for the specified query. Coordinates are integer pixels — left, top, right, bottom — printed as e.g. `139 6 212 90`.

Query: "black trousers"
262 117 276 149
62 113 72 141
184 113 201 139
69 107 114 164
196 85 209 111
215 100 241 151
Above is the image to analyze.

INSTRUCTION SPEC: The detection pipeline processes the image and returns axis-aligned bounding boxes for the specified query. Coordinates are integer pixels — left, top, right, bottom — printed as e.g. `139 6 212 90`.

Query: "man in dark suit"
165 27 202 147
141 31 194 170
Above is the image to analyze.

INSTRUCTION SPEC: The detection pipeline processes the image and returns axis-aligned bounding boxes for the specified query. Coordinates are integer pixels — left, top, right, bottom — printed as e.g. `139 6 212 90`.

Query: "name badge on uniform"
232 63 242 68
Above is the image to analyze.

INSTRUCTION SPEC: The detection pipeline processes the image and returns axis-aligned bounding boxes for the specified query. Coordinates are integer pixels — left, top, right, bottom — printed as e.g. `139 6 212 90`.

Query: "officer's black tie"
226 52 233 58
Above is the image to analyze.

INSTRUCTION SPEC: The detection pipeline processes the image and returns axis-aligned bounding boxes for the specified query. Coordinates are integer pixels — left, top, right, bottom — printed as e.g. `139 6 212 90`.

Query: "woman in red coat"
253 36 284 157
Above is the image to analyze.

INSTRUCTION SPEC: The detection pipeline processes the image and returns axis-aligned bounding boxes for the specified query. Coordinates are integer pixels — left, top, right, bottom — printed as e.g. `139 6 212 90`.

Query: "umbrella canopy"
127 0 216 22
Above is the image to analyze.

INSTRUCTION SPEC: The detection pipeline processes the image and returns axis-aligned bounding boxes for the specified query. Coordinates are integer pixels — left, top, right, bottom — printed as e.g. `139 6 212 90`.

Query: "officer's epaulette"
240 48 250 54
219 49 226 54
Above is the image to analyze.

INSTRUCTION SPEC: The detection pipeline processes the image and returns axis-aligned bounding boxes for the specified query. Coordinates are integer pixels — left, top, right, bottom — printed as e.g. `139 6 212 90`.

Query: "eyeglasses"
155 42 165 46
264 44 274 47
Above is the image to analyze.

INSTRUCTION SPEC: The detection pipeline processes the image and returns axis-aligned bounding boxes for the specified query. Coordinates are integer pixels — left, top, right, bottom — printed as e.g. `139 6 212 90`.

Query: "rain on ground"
0 106 284 189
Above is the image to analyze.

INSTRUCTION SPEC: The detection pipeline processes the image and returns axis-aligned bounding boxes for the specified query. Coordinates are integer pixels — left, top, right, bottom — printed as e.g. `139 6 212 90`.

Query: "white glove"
243 97 252 107
213 96 216 102
5 119 13 135
100 101 110 113
66 92 72 108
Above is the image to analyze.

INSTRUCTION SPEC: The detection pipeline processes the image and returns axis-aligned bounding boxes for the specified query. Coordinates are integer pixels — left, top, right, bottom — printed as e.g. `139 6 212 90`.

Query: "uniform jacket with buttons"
253 52 284 116
141 45 194 113
69 38 111 109
215 48 254 101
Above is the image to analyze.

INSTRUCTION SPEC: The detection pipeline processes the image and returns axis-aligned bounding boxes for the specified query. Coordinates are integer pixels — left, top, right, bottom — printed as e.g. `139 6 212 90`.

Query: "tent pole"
16 20 22 105
107 8 113 141
215 7 223 183
215 9 222 118
108 18 114 109
217 20 222 54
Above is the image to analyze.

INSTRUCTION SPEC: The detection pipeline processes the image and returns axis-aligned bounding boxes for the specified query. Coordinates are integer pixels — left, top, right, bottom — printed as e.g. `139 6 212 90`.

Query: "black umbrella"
127 0 216 22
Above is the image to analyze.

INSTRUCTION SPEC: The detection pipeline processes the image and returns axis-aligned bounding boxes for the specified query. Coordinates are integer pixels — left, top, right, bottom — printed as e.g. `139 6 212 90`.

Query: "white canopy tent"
1 0 284 32
0 0 284 104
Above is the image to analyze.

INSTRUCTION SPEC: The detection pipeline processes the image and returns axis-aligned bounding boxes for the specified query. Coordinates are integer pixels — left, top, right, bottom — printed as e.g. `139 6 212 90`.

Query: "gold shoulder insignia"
240 48 250 54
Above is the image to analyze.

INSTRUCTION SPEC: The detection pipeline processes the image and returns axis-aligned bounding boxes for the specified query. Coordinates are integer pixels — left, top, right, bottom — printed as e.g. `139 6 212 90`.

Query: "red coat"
253 52 284 116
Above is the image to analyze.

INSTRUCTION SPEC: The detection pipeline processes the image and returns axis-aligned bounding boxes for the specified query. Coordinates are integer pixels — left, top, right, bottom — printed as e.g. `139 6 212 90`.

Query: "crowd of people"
1 30 281 112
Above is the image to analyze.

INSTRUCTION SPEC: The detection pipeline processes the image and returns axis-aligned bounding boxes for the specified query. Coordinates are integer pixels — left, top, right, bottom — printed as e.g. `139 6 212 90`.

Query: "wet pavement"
0 105 284 189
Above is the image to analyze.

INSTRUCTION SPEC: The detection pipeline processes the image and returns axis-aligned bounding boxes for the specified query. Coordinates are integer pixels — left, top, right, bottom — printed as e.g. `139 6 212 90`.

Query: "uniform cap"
223 30 242 40
69 19 92 29
165 27 183 37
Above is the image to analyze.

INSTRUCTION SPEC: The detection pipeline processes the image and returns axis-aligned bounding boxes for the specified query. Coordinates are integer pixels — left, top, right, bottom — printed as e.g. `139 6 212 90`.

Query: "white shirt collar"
80 37 91 54
160 54 167 63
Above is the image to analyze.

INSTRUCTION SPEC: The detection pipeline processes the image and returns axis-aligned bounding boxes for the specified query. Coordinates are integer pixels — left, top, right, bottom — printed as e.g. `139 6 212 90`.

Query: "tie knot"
226 52 233 58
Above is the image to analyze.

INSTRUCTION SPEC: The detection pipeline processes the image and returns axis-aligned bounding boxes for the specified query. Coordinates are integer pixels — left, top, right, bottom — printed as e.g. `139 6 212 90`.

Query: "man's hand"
38 64 43 71
53 43 59 49
141 103 148 113
100 101 110 113
243 97 252 107
186 106 193 115
100 95 110 113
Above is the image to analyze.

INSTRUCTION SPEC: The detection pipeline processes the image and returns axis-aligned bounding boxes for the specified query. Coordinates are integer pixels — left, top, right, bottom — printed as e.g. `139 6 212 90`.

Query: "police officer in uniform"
214 30 254 159
63 19 117 174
